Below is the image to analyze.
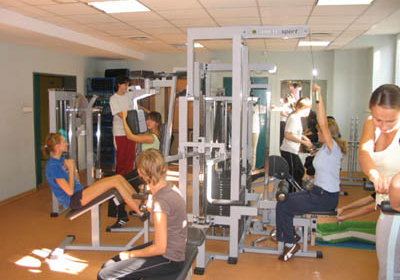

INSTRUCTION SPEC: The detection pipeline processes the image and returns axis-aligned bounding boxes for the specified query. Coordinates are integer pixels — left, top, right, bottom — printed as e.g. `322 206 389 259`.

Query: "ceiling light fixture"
317 0 373 5
268 65 277 74
87 0 150 14
298 41 330 47
172 43 204 49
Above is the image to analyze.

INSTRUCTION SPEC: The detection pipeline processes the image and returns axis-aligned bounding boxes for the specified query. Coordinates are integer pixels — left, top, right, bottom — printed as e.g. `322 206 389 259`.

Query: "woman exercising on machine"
107 110 162 229
276 84 347 261
43 132 145 218
98 149 187 280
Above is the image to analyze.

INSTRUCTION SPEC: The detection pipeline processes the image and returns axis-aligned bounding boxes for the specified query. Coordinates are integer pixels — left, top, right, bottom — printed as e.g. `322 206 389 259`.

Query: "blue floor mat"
316 240 376 251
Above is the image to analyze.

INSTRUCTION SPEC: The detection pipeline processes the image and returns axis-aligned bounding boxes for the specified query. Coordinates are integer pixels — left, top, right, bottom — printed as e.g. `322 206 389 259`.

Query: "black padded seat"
143 244 198 280
144 227 205 280
307 210 337 216
269 155 290 180
187 227 206 246
66 189 123 220
381 201 400 214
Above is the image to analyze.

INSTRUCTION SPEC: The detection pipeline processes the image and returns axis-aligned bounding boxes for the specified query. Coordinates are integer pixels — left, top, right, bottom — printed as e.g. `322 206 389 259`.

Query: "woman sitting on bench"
98 149 187 280
44 132 145 218
276 84 347 261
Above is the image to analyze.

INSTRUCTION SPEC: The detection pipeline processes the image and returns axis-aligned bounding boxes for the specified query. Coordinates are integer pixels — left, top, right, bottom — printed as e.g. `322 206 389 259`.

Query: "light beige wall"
0 40 100 201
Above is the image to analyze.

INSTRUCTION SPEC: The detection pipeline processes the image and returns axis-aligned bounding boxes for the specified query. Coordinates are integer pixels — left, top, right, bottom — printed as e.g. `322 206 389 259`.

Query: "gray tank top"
151 183 187 261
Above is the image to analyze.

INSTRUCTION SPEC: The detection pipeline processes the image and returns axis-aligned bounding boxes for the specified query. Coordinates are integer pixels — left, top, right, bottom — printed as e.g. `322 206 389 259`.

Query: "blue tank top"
46 157 84 208
313 141 343 193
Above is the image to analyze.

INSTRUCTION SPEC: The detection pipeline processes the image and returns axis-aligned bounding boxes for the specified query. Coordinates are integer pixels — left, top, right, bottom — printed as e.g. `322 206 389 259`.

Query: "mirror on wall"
280 79 327 110
277 79 328 148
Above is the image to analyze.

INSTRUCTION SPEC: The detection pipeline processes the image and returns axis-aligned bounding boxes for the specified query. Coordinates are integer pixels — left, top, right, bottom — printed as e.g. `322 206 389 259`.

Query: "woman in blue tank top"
276 84 347 262
44 132 145 218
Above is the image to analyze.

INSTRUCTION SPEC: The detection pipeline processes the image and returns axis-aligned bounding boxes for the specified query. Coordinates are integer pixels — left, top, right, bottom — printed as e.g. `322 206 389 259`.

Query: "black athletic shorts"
70 190 83 210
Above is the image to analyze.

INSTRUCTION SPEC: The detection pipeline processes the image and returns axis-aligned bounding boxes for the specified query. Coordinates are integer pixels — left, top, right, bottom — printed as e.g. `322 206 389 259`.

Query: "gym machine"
341 116 365 186
105 71 181 234
48 89 102 217
128 71 181 158
178 25 330 274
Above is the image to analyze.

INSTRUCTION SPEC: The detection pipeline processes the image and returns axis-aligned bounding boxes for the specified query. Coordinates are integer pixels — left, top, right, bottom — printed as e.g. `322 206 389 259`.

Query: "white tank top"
372 127 400 204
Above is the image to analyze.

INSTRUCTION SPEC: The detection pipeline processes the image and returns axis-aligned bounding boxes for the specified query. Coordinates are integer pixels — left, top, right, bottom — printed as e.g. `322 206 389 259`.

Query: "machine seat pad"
307 210 337 216
187 227 206 246
66 189 123 220
381 201 400 214
144 244 198 280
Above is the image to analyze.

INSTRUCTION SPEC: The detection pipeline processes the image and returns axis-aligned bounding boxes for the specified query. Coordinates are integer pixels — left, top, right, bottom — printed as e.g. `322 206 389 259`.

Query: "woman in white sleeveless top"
359 84 400 280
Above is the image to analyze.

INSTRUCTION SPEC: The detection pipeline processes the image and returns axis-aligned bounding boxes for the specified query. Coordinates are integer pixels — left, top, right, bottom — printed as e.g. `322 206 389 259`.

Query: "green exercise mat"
316 220 376 244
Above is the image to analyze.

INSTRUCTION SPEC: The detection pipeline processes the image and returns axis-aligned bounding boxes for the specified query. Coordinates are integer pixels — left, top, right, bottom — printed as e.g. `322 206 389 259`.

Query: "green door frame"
33 74 42 185
223 76 269 168
33 73 76 186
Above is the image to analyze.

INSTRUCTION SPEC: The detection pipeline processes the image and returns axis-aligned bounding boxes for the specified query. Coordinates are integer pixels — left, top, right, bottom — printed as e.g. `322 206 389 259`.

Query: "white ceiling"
0 0 399 60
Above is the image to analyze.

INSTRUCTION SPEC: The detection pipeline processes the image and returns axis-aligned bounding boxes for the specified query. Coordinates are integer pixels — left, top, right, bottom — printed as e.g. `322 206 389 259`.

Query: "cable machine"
48 89 102 216
179 25 312 273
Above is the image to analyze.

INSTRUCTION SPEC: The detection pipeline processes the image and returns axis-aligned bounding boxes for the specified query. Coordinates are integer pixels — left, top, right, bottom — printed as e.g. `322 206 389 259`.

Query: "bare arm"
337 203 376 222
122 110 156 144
358 117 390 193
337 195 375 214
138 105 150 114
389 173 400 211
313 84 334 151
120 211 168 259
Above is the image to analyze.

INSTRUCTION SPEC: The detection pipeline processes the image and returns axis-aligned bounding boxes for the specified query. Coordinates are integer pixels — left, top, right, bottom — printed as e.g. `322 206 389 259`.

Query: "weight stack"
205 168 245 217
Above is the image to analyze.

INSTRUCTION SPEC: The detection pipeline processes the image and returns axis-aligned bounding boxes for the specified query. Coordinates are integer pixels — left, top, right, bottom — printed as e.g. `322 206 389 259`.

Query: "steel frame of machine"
178 25 324 273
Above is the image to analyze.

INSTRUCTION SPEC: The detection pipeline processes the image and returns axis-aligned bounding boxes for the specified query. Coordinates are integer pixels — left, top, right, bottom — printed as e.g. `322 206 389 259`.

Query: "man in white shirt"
280 97 313 191
108 76 137 228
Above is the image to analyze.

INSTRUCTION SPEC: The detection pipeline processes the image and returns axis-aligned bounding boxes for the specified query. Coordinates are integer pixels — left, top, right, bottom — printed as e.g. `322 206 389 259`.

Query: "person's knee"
97 270 105 280
111 175 124 186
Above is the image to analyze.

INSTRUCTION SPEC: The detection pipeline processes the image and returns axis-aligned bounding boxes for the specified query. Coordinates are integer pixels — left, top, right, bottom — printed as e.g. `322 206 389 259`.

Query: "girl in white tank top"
372 127 400 205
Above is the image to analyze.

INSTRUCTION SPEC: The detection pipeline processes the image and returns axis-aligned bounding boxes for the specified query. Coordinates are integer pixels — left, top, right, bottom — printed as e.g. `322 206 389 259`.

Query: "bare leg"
81 175 143 215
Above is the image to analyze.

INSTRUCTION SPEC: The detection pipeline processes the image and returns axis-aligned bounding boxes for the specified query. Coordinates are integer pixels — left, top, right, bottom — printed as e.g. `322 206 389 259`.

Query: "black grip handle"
381 201 400 214
363 181 375 191
276 180 290 202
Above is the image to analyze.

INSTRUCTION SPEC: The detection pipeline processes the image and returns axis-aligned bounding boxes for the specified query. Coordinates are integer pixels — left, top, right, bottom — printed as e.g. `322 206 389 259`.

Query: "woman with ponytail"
275 84 347 262
43 133 147 221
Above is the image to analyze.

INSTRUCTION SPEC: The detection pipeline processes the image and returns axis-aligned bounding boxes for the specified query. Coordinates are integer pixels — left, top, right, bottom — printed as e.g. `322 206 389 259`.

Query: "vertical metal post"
95 112 101 171
224 101 228 149
63 100 68 132
91 205 101 246
241 43 249 173
163 75 177 157
178 96 188 203
230 34 243 201
192 62 201 215
264 87 271 182
86 96 97 185
68 110 76 161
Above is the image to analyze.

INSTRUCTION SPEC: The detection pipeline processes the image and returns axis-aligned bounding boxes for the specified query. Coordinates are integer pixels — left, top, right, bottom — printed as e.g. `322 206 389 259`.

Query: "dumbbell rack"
341 116 364 186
